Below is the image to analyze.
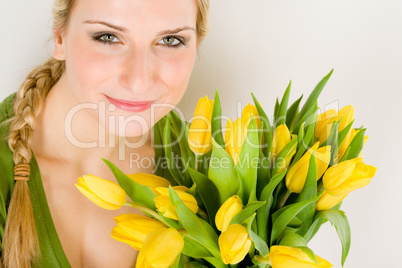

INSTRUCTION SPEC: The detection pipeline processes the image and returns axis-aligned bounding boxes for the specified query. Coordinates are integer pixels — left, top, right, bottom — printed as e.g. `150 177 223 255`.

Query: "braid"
2 57 64 268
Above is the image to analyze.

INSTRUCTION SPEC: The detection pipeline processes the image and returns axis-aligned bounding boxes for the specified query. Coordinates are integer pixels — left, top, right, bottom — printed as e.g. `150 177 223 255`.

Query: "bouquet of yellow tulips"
76 69 377 268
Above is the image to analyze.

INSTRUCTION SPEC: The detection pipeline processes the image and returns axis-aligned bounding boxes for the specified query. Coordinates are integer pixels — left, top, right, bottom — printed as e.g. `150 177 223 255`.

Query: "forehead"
71 0 198 30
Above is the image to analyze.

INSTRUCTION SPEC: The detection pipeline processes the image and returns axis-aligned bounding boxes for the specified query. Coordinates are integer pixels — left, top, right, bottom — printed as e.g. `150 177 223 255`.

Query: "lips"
104 94 155 113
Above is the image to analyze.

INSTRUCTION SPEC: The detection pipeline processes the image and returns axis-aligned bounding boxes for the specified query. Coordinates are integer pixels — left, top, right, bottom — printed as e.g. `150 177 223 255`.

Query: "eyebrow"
83 20 195 35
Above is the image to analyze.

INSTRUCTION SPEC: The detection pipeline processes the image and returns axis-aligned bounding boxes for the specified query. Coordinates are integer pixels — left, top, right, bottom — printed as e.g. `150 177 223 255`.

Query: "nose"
120 48 154 95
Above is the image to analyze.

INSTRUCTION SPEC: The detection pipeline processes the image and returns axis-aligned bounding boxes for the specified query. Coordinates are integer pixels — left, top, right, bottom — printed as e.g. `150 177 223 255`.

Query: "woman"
0 0 210 267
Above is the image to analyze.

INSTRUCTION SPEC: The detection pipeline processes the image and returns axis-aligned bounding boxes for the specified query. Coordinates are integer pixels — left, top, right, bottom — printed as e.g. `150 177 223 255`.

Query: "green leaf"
211 89 225 147
163 117 185 185
304 217 326 243
292 103 318 135
287 216 303 228
256 170 287 242
230 201 265 226
277 80 292 125
203 257 228 268
182 237 214 258
337 120 354 150
271 137 298 176
101 158 156 210
256 120 270 197
293 122 305 162
344 128 366 160
169 254 181 268
208 138 240 204
244 214 269 256
251 92 273 158
290 111 317 169
153 116 176 184
297 247 319 264
321 120 340 165
152 117 165 177
304 210 351 267
197 149 212 176
294 69 334 128
302 201 343 243
305 111 318 148
169 110 195 187
295 152 317 236
270 195 320 245
257 155 270 198
286 95 303 131
168 186 221 258
274 98 280 124
279 230 307 247
184 261 209 268
187 166 220 228
236 116 260 204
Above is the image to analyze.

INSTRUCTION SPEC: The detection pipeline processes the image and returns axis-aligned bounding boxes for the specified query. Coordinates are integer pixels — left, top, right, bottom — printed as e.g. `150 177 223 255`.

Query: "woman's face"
53 0 198 139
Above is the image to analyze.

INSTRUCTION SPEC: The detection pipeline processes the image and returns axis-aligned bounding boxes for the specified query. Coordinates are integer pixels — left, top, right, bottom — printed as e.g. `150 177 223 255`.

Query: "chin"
114 120 152 138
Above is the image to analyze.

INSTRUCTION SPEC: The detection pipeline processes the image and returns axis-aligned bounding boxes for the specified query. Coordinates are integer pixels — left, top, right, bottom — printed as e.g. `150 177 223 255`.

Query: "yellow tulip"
225 117 248 165
136 227 184 268
215 195 243 232
286 143 331 193
267 246 332 268
315 109 337 142
315 190 347 211
271 124 292 162
338 128 368 161
188 95 214 155
242 103 261 129
315 106 354 145
126 173 171 195
322 158 377 196
274 142 297 174
110 214 167 250
75 175 126 210
154 186 198 220
219 224 252 265
337 105 354 132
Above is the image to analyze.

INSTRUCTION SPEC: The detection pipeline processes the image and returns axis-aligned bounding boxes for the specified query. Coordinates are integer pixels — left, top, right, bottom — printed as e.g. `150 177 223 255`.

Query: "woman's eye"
158 36 185 48
94 33 121 45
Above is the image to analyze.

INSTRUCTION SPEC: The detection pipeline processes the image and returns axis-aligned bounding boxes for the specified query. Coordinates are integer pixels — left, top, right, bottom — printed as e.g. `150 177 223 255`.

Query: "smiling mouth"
104 94 155 112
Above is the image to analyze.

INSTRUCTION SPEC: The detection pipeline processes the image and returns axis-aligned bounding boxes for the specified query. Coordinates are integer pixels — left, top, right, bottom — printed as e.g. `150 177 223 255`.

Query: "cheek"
151 49 196 123
65 37 116 101
158 49 197 102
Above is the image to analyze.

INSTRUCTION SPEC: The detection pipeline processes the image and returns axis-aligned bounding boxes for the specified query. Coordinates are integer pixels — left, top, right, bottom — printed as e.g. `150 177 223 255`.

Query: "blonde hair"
1 0 209 267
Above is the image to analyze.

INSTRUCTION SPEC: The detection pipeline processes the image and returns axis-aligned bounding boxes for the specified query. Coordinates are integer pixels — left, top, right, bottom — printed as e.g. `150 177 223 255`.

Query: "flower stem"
194 153 199 171
276 190 292 210
124 201 175 228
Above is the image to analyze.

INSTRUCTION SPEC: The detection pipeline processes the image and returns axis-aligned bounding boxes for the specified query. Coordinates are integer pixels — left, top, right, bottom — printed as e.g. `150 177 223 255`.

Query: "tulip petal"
154 186 198 220
126 173 171 195
75 183 121 210
189 96 214 154
219 224 251 265
315 191 347 211
322 158 359 190
268 246 333 268
136 228 184 268
215 195 243 232
81 175 126 207
338 105 354 132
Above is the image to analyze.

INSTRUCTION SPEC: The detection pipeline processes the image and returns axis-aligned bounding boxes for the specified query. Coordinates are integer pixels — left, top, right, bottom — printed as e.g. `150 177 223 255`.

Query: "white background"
1 0 401 267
